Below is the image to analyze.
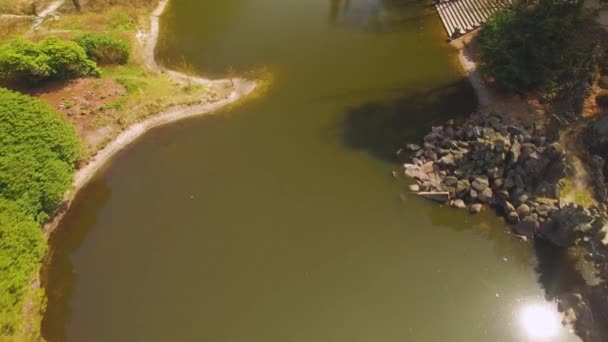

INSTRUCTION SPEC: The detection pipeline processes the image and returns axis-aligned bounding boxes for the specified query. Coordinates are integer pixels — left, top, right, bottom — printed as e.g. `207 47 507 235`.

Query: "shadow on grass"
341 77 477 161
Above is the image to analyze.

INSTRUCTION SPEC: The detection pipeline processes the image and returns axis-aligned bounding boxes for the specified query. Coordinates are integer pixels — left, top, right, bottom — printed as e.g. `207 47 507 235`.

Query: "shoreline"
42 0 257 237
19 0 257 337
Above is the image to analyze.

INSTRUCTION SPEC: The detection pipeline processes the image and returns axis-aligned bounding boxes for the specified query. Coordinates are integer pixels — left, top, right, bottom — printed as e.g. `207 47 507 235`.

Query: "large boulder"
539 204 594 247
585 115 608 157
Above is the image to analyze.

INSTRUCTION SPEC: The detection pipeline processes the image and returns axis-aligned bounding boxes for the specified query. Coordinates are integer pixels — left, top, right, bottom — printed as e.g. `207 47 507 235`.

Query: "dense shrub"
0 88 81 221
74 33 131 65
478 0 600 93
0 37 100 84
0 198 45 337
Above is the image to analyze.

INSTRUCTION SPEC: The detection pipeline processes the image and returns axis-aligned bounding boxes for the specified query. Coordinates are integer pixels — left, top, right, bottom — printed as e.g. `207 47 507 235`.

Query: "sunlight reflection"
519 302 561 340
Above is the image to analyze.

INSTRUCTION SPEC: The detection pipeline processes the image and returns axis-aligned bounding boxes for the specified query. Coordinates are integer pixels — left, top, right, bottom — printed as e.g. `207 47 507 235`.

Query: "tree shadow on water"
40 178 112 342
341 78 477 161
534 239 608 342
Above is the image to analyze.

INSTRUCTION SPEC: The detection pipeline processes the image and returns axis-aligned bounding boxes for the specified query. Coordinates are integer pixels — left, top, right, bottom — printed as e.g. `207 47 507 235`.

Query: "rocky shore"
401 110 608 341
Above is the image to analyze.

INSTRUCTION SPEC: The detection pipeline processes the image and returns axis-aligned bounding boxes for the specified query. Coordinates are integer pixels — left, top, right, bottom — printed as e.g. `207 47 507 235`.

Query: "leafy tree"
74 33 131 65
0 36 100 84
0 88 82 221
478 0 600 94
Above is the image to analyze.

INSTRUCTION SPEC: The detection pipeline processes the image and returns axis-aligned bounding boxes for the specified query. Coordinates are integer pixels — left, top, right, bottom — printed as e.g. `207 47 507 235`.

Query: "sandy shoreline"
41 0 257 236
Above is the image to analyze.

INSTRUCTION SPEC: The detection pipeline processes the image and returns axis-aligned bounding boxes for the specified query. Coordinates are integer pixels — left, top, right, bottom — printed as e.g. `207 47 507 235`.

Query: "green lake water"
41 0 580 341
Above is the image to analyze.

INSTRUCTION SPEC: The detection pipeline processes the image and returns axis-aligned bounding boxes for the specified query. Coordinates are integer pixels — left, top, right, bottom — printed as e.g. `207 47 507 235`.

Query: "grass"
97 64 213 130
559 178 595 208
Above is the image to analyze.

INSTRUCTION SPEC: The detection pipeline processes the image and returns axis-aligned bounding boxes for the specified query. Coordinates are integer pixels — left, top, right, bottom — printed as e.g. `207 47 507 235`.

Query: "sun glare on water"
519 302 562 340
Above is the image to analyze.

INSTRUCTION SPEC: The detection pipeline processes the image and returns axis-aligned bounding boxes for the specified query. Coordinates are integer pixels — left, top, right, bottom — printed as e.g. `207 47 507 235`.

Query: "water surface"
42 0 579 341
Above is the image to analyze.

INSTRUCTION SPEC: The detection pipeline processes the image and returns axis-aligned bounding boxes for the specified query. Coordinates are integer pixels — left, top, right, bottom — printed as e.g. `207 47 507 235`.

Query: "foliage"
0 37 100 84
74 33 131 65
0 88 81 221
0 198 46 337
478 0 600 94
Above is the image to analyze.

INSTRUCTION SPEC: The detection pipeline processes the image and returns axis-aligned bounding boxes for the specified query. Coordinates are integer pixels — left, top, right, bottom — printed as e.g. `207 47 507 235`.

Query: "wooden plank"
440 2 460 37
444 1 467 35
461 0 484 25
455 0 478 29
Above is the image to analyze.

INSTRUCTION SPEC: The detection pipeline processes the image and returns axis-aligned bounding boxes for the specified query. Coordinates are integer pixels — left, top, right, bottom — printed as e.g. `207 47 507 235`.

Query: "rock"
439 154 455 166
492 178 504 189
509 141 522 164
453 199 467 209
469 203 482 214
497 190 510 201
406 144 421 151
417 191 450 203
540 204 594 247
517 204 531 218
444 176 458 186
471 176 489 191
469 189 478 201
503 201 516 213
456 180 470 196
421 162 435 174
409 184 421 192
506 211 520 224
585 115 608 157
514 216 539 237
479 187 493 203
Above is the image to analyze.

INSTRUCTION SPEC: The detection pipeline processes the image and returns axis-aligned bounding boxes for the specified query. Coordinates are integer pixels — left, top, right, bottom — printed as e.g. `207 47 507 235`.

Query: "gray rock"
509 141 522 164
453 199 467 209
503 201 516 213
418 191 450 203
506 211 520 224
469 203 482 214
444 176 458 186
439 154 455 166
517 204 531 218
469 189 478 200
406 144 421 151
492 178 504 189
479 187 493 203
471 176 489 191
421 162 435 174
408 184 421 192
497 190 510 201
540 204 594 247
456 180 470 196
514 216 539 237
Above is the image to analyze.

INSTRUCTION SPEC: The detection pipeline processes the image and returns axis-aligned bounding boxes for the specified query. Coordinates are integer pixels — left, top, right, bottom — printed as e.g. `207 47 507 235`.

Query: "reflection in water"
41 178 112 341
519 302 562 340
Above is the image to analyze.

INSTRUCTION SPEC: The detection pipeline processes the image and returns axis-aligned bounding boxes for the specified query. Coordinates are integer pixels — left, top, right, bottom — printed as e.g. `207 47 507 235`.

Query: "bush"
0 88 82 220
0 198 46 337
478 0 599 93
74 33 131 65
0 37 100 84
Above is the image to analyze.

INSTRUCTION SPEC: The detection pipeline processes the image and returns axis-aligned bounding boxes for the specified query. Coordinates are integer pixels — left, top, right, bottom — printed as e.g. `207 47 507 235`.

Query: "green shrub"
0 198 46 337
74 33 131 65
0 88 82 220
0 37 100 84
478 0 599 93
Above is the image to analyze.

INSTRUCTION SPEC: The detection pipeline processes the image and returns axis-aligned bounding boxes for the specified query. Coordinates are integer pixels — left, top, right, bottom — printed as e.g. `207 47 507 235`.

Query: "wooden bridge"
435 0 514 39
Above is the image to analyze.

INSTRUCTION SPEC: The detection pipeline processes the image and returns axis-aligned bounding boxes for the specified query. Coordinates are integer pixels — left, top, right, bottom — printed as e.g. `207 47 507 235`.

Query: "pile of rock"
403 113 568 236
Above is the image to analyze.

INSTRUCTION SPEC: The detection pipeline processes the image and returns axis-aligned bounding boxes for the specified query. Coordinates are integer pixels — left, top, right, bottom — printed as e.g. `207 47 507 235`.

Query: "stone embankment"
402 111 608 341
